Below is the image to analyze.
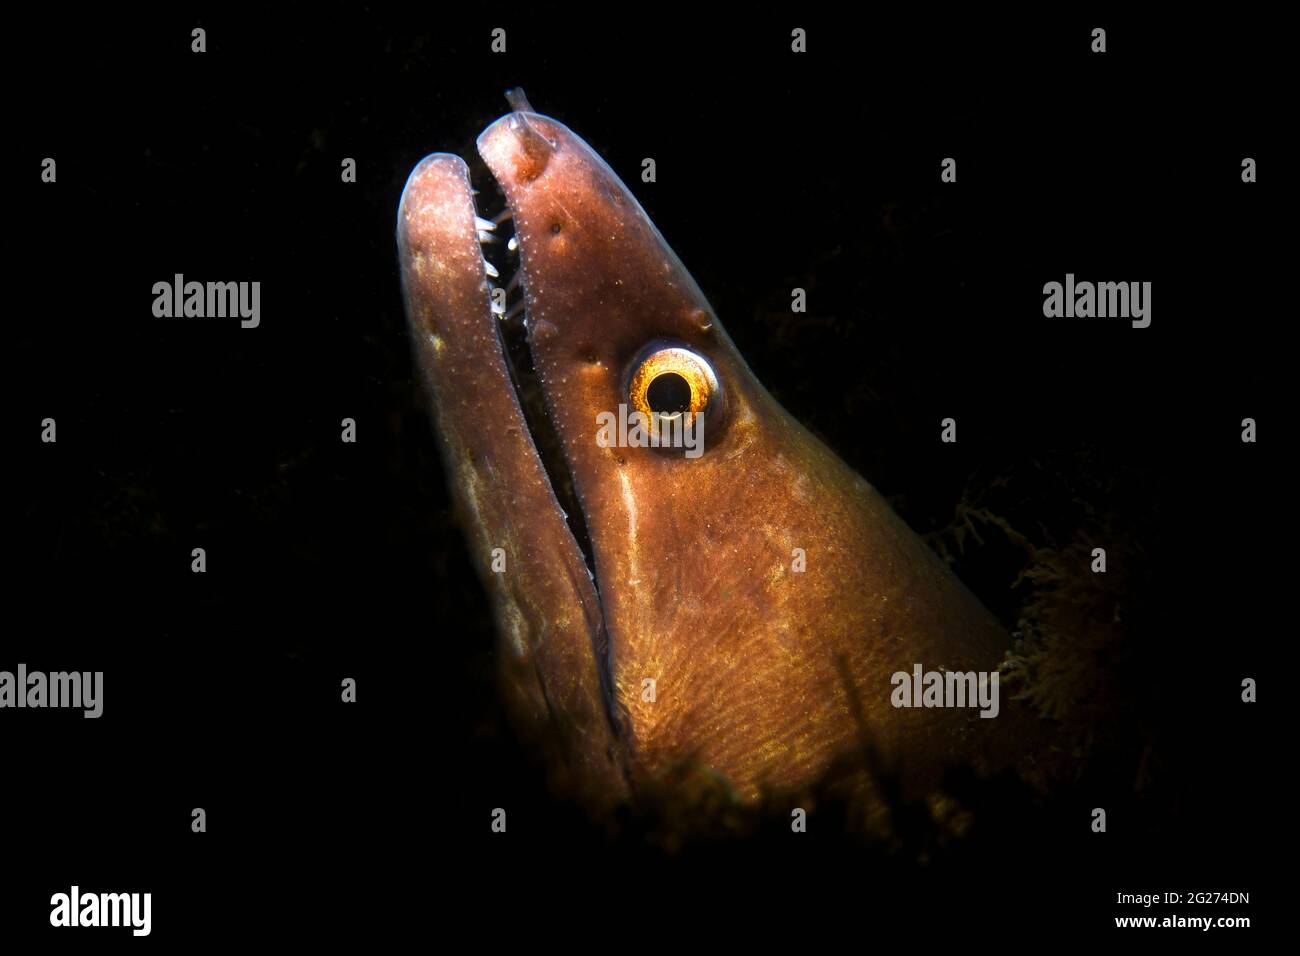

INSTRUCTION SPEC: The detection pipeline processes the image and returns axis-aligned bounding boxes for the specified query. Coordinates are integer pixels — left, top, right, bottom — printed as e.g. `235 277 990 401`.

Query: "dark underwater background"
9 7 1283 942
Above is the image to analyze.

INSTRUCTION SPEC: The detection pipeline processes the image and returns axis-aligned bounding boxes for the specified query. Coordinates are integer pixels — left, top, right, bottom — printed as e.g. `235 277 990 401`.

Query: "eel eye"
628 345 721 424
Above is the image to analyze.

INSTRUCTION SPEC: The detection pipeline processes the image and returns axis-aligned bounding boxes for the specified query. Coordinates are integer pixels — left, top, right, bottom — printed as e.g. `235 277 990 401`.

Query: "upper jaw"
474 111 603 584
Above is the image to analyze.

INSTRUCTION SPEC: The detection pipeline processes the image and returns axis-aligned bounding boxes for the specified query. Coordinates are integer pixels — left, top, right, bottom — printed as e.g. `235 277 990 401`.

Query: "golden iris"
628 346 718 423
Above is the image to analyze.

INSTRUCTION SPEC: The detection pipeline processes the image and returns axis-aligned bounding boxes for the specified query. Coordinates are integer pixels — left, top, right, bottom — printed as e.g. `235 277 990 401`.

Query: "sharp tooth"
490 290 506 315
492 209 513 226
478 231 498 243
507 236 518 252
483 259 500 278
475 216 496 233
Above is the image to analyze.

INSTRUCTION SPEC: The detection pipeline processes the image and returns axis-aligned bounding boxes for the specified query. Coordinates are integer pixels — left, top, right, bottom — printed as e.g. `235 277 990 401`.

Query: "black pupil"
646 372 692 415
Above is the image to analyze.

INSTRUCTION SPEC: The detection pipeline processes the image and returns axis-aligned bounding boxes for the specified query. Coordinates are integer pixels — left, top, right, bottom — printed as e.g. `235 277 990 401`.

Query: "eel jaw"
396 152 625 805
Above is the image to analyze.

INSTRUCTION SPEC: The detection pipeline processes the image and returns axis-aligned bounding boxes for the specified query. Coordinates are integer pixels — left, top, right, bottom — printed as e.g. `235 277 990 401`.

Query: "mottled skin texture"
399 103 1042 816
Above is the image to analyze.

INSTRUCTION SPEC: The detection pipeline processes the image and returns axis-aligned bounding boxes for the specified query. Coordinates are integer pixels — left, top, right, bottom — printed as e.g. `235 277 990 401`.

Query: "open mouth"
396 110 627 750
481 188 623 735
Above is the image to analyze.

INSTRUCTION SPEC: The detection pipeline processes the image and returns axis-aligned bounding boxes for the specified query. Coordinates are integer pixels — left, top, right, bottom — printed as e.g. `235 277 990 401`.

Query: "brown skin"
400 103 1045 818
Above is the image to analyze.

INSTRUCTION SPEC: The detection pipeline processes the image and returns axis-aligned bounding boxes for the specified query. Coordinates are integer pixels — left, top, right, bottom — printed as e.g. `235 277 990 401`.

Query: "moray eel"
397 91 1041 819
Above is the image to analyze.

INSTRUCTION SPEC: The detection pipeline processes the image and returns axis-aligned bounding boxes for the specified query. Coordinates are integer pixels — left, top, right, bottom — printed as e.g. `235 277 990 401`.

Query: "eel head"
399 92 1037 817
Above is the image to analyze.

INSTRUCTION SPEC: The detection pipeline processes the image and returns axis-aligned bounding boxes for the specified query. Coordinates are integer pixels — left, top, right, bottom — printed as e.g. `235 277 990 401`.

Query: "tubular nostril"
505 87 535 113
506 112 555 183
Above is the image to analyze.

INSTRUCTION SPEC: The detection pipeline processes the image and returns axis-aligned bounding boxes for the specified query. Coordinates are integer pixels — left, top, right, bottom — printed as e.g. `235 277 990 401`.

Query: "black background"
8 7 1282 943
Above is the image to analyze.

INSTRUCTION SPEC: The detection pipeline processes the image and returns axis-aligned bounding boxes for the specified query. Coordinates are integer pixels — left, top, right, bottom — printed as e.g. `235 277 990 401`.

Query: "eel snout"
397 153 625 807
